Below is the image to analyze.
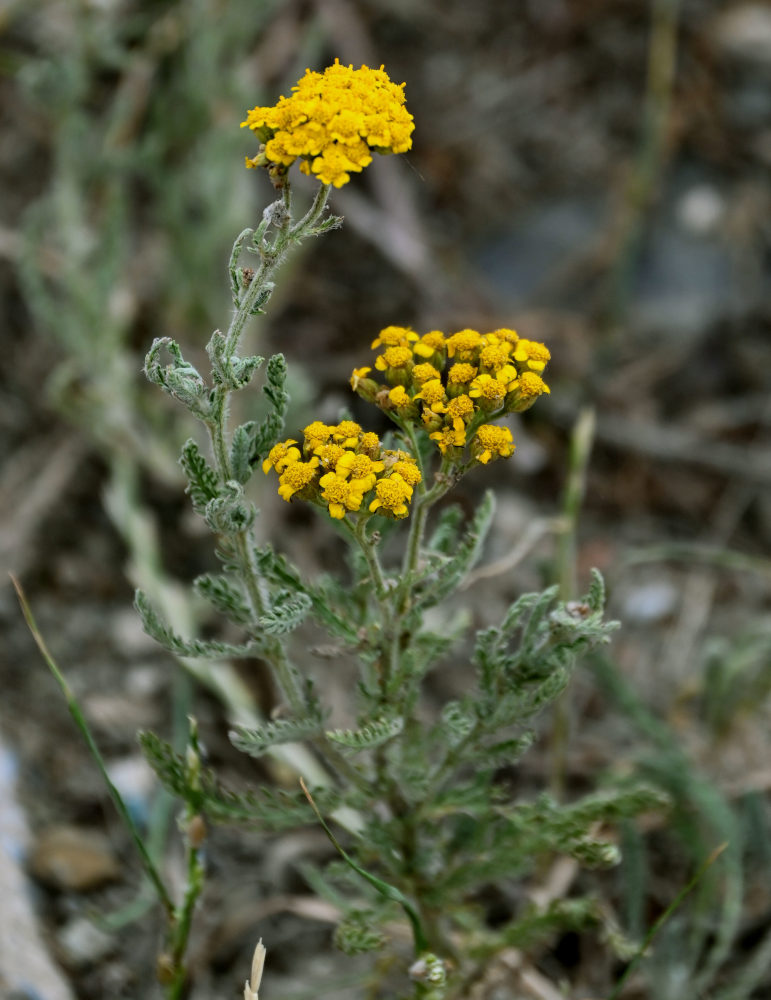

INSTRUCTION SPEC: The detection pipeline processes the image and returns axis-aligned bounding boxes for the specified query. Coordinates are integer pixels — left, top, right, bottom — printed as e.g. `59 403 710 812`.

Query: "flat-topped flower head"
375 345 413 371
242 60 414 188
472 424 515 464
516 371 550 399
386 385 416 417
375 345 414 386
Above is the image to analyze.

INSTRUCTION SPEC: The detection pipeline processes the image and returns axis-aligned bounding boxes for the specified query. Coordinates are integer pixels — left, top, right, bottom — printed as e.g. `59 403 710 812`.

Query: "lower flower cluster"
263 420 422 520
264 326 551 520
350 325 551 460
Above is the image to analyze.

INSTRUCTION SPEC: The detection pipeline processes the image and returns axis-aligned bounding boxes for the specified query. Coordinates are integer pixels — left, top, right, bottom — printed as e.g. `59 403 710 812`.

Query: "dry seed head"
244 938 266 1000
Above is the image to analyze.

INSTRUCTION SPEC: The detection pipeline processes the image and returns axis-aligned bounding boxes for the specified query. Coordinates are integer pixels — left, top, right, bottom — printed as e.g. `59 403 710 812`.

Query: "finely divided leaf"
230 422 256 484
140 731 340 829
326 716 404 751
259 592 312 635
230 716 323 757
180 438 220 515
193 573 252 627
417 491 495 610
135 589 261 659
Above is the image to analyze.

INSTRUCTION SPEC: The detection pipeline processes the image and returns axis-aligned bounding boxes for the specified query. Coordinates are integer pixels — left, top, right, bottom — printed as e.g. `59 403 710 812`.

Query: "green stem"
11 575 175 919
266 640 311 719
607 843 727 1000
205 182 337 712
398 459 454 613
166 835 205 1000
351 515 390 601
550 406 595 799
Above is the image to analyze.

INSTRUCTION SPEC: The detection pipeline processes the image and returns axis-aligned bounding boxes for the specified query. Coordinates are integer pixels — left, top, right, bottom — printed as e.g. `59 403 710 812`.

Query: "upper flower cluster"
263 420 421 520
242 60 414 188
351 325 551 461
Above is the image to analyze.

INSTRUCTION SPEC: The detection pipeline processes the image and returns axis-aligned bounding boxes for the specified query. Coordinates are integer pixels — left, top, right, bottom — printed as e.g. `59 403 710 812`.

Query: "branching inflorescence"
54 60 662 1000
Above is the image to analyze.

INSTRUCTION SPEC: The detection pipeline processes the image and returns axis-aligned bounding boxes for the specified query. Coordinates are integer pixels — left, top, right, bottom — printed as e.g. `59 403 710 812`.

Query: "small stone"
29 825 121 892
57 916 115 969
621 580 679 624
106 755 156 826
677 185 725 236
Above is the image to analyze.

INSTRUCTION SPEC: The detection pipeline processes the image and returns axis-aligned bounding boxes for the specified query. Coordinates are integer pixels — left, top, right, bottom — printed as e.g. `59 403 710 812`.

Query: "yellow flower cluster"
263 420 421 520
350 326 551 460
242 61 414 188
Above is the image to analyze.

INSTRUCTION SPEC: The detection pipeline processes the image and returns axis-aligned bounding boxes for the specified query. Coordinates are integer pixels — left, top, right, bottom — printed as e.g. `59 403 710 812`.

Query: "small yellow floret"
314 443 347 469
446 394 474 425
303 421 335 451
469 373 508 408
430 426 463 453
517 371 551 398
446 329 482 360
388 385 412 408
319 471 368 518
478 344 511 372
369 473 413 518
336 451 384 489
447 363 477 387
392 459 422 486
375 345 414 371
473 424 515 464
350 366 372 390
277 458 319 501
262 440 300 474
488 327 519 345
358 432 381 457
332 421 362 448
412 330 446 358
513 339 551 373
412 362 441 386
371 326 418 350
414 378 447 412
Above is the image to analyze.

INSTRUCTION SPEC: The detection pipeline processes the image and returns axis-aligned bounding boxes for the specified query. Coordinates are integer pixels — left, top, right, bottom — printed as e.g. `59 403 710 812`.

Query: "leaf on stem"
326 716 404 751
135 589 263 659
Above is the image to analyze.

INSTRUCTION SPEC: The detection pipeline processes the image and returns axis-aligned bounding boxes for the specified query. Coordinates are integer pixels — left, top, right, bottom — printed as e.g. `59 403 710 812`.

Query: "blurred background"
1 1 770 998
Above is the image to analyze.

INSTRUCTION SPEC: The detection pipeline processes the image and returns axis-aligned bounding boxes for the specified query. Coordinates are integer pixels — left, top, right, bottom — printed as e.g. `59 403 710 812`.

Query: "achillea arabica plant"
28 61 665 999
